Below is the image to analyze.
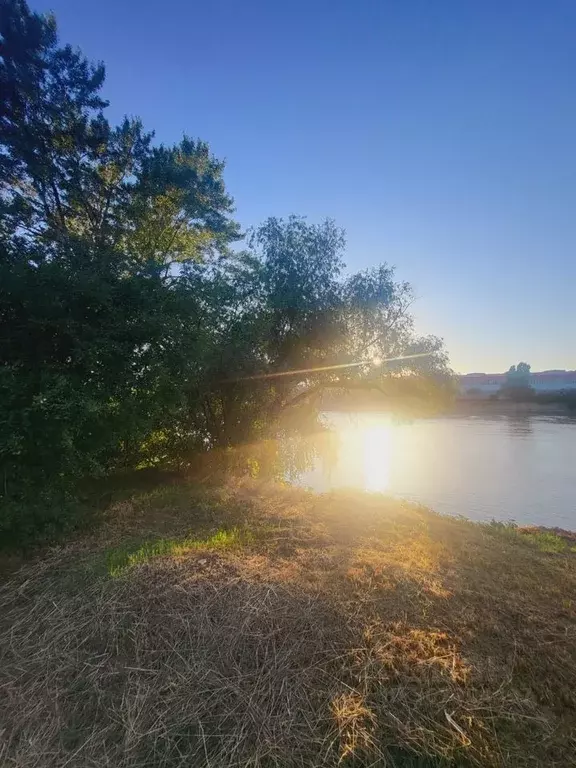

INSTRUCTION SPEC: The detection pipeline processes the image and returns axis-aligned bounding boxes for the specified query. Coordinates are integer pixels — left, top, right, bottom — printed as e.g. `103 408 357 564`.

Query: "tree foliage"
0 0 452 542
502 362 533 401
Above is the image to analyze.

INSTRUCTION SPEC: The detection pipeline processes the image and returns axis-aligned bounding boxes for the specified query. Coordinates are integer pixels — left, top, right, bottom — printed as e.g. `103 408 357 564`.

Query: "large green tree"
0 0 238 267
0 0 452 542
0 0 240 538
176 217 452 454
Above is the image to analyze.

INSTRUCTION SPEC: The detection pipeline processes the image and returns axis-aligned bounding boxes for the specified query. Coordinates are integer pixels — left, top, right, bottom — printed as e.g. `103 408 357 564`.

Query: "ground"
1 477 576 767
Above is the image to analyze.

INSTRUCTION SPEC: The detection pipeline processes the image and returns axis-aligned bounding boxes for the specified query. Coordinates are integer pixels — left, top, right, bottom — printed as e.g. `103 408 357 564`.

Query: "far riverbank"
450 397 576 417
323 395 576 417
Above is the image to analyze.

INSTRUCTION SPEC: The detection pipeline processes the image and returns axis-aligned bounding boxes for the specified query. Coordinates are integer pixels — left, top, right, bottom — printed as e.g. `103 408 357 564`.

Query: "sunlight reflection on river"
294 412 576 529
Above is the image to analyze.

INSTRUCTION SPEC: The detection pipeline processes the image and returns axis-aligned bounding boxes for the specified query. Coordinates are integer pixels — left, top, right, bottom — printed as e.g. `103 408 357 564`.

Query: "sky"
35 0 576 373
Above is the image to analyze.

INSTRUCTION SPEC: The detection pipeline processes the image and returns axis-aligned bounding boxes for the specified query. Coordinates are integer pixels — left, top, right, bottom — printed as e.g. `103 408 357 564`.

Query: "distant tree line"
501 362 533 400
503 363 576 408
0 0 452 541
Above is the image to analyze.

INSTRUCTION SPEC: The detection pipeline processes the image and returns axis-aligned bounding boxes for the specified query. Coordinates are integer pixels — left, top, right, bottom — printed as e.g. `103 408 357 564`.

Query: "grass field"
1 477 576 767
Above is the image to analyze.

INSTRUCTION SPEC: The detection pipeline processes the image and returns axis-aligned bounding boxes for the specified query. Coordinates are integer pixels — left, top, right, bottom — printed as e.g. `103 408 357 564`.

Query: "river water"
295 413 576 529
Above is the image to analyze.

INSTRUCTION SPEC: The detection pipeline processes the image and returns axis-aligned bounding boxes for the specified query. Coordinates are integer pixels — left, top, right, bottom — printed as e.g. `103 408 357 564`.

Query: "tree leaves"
0 0 452 542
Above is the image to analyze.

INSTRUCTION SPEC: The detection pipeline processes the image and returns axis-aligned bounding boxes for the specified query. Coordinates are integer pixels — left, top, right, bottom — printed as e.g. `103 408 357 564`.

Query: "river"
295 412 576 529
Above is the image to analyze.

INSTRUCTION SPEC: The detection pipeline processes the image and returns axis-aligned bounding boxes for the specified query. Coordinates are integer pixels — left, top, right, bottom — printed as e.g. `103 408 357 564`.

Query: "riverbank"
451 398 575 416
321 394 576 417
2 477 576 767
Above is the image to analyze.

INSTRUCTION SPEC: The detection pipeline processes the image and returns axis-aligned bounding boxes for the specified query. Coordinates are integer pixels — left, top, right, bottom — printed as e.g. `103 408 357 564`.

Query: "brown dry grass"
1 478 576 767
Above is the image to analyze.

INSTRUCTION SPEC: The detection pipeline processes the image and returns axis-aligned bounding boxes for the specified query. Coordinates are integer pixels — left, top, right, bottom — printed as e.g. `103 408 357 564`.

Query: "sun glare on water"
362 423 393 491
337 417 394 493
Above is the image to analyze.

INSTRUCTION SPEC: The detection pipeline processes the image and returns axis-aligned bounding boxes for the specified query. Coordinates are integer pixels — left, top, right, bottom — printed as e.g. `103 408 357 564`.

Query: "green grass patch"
520 530 576 553
106 526 253 576
484 520 576 553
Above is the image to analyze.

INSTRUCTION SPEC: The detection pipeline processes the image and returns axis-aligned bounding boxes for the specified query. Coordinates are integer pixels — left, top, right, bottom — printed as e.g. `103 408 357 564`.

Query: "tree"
502 362 533 400
0 0 240 539
176 217 453 454
0 0 239 269
505 362 531 388
0 0 452 542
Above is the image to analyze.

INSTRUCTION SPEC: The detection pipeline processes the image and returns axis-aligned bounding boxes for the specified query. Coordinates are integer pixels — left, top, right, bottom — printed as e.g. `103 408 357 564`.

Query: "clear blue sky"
37 0 576 373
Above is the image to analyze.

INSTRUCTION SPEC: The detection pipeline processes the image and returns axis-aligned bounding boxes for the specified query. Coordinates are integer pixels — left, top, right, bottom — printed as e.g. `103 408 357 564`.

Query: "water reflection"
506 414 533 437
294 412 576 529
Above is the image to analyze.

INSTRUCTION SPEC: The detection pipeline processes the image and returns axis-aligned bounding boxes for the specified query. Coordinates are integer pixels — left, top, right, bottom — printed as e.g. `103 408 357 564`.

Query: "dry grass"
1 478 576 767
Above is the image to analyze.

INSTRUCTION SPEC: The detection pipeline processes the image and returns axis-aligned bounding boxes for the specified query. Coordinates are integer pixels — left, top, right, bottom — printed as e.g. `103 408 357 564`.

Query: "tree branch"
356 298 415 357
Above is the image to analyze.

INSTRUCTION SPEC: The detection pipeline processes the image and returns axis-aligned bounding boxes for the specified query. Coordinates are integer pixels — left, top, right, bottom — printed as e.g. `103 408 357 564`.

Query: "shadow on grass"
0 552 475 768
386 750 454 768
4 480 576 766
